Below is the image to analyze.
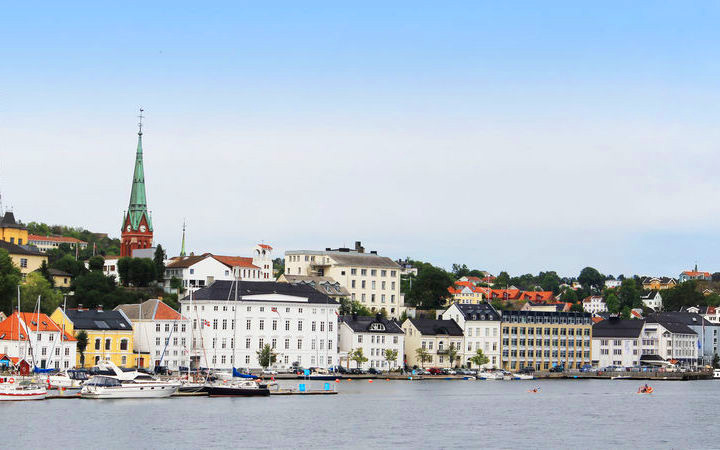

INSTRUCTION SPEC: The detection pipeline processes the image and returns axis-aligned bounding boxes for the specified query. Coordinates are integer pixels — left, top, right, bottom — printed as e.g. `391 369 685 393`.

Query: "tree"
606 293 620 314
76 330 88 367
446 344 459 368
88 255 105 272
39 260 54 287
52 254 86 278
538 271 562 294
169 276 185 295
570 302 584 312
383 349 399 371
339 298 372 316
578 267 605 293
350 348 368 369
494 271 510 287
713 353 719 369
468 349 489 368
20 272 62 314
117 257 131 286
452 263 470 278
272 258 284 279
415 347 431 369
153 245 166 283
408 262 453 309
128 258 157 287
662 281 705 311
256 344 278 369
618 278 641 310
562 288 578 303
0 249 22 315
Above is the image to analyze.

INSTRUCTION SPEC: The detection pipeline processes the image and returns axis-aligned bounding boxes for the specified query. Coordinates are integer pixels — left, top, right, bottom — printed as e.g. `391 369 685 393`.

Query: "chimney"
370 250 377 255
376 312 383 321
355 241 364 253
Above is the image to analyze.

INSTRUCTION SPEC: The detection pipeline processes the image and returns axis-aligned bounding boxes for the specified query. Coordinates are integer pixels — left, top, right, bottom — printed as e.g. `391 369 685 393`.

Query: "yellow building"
402 318 465 368
500 310 593 371
50 307 147 368
48 269 73 288
446 284 485 306
0 240 47 280
0 212 29 246
641 277 677 291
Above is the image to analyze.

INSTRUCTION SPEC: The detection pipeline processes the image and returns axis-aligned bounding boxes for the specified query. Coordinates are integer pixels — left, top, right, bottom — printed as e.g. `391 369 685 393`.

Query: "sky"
1 2 719 278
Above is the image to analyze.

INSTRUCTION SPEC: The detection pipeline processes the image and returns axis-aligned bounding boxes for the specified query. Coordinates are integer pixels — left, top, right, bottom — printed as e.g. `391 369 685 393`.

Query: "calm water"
2 379 719 449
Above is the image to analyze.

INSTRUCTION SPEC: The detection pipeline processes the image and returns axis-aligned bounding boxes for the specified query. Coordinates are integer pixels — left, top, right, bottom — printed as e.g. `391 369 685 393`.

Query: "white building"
115 299 190 370
604 280 622 289
642 317 697 366
165 245 273 293
0 312 77 370
102 256 120 280
402 318 465 369
640 291 662 311
180 280 340 371
441 303 501 369
27 234 88 253
683 305 720 324
591 318 644 368
285 241 404 318
582 296 608 314
338 314 404 371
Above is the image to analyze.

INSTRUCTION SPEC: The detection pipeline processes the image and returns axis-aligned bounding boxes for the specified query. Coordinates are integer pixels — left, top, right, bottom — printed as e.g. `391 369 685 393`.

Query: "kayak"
637 387 654 394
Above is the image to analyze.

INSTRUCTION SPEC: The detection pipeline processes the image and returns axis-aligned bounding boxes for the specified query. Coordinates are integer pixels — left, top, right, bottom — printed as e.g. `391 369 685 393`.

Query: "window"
351 280 356 288
285 338 290 349
165 324 170 332
272 320 277 331
371 281 376 289
259 320 264 330
155 324 161 332
213 319 218 330
358 335 363 343
298 321 303 331
222 319 227 330
285 320 290 331
105 338 111 350
361 269 367 276
259 338 264 348
297 339 303 349
312 321 316 332
246 338 251 349
247 319 252 330
20 258 28 268
120 339 128 351
121 356 127 366
351 268 357 275
190 269 194 274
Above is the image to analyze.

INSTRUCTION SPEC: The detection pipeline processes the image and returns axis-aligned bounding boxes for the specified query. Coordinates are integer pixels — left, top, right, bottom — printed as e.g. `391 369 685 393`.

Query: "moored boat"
206 380 270 397
0 376 47 401
81 375 179 398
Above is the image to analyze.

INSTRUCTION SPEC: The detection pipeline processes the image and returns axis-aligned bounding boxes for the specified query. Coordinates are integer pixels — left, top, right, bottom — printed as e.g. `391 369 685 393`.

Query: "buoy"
8 377 14 384
385 378 390 381
335 379 340 383
368 379 373 383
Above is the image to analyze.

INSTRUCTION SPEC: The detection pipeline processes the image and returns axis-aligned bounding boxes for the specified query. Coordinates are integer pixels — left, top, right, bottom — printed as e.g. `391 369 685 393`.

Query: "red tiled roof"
682 271 711 277
214 255 260 269
0 312 76 341
258 244 273 250
153 301 183 321
592 316 605 324
28 234 87 244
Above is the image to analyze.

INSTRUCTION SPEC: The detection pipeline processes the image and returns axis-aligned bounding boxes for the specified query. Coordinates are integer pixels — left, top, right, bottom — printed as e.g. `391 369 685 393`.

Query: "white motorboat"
713 369 720 379
0 376 47 401
512 373 534 380
47 370 89 389
477 371 504 380
80 360 179 399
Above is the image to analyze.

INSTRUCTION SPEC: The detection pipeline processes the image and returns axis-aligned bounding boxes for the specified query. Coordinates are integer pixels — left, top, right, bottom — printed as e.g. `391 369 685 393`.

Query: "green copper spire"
179 220 186 257
123 109 153 232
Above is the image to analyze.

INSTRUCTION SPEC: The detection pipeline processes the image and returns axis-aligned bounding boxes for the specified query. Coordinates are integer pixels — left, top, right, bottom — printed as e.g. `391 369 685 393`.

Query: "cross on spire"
138 108 145 136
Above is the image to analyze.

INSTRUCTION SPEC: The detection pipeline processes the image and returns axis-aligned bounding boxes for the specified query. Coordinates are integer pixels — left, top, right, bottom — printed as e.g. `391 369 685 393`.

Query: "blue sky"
1 2 719 277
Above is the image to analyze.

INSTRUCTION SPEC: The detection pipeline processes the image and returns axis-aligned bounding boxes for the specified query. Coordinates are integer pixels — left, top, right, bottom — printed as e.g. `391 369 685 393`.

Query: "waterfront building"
277 275 350 301
441 303 501 369
0 312 77 370
120 112 154 257
338 314 404 370
640 316 697 367
402 318 464 368
180 280 340 371
640 291 663 311
522 301 571 312
682 305 720 324
582 296 608 314
51 306 141 368
0 211 28 245
27 234 87 253
0 240 47 280
678 266 711 283
647 312 716 365
285 241 403 317
500 310 593 371
164 245 272 293
591 317 644 368
114 299 189 370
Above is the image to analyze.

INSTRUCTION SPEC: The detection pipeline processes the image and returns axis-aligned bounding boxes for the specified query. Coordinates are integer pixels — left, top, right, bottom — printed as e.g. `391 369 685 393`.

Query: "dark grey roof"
47 268 72 277
339 315 403 334
500 310 591 324
64 308 132 331
0 212 24 229
647 312 712 328
286 250 400 269
644 316 697 335
640 354 665 361
0 240 43 256
452 303 501 321
280 275 350 297
185 280 339 305
406 318 463 336
593 318 644 338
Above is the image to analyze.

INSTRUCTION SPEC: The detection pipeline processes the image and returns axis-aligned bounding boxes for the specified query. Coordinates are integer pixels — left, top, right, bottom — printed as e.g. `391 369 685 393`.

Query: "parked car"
428 367 443 375
349 368 364 375
518 366 535 374
443 369 457 375
549 365 565 373
367 368 379 375
579 364 593 372
262 369 278 375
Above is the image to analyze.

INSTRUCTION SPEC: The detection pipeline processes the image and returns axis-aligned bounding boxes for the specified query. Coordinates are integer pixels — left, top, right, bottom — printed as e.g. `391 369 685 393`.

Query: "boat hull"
81 384 179 399
206 386 270 397
0 390 47 401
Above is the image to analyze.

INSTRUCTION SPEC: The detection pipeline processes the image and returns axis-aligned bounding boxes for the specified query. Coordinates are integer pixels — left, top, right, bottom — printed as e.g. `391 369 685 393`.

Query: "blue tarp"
232 367 258 379
33 367 53 373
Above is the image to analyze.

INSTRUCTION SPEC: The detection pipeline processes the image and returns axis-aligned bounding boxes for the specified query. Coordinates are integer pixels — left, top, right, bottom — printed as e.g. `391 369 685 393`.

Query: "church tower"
120 109 154 257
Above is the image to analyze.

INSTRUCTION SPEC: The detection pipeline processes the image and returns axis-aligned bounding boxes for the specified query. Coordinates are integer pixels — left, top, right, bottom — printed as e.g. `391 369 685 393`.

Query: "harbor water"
2 379 718 449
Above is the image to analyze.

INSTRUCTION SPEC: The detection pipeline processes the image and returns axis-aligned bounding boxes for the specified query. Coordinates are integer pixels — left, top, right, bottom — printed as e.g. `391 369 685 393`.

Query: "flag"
334 310 339 317
271 307 280 316
203 319 211 327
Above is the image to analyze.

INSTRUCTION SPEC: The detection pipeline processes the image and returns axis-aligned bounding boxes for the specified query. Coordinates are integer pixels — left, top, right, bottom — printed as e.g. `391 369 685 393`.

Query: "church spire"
180 220 187 257
124 108 153 232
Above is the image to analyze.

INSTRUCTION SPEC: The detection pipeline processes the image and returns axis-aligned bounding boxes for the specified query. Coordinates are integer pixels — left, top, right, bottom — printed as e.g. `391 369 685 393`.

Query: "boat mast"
232 267 239 371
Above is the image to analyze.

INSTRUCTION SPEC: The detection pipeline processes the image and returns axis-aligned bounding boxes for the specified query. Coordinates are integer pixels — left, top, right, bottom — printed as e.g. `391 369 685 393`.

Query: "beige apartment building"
284 241 404 318
402 318 464 368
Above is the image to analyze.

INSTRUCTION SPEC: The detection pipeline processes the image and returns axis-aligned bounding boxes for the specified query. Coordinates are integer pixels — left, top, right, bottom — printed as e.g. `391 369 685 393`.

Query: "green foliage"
618 278 641 309
713 353 719 369
398 311 408 323
25 222 121 260
407 261 453 309
76 330 88 366
0 249 22 314
446 344 459 368
415 347 432 368
71 271 147 310
706 293 720 307
273 258 284 279
383 349 399 370
562 288 578 303
169 276 185 294
256 344 278 369
88 256 105 272
621 305 632 319
578 267 605 293
163 293 180 311
154 245 166 282
570 302 584 312
118 257 156 287
52 254 87 278
452 264 470 278
469 349 489 367
20 272 62 314
339 298 372 316
350 348 368 367
39 260 54 287
606 293 620 313
494 271 511 287
662 281 705 311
